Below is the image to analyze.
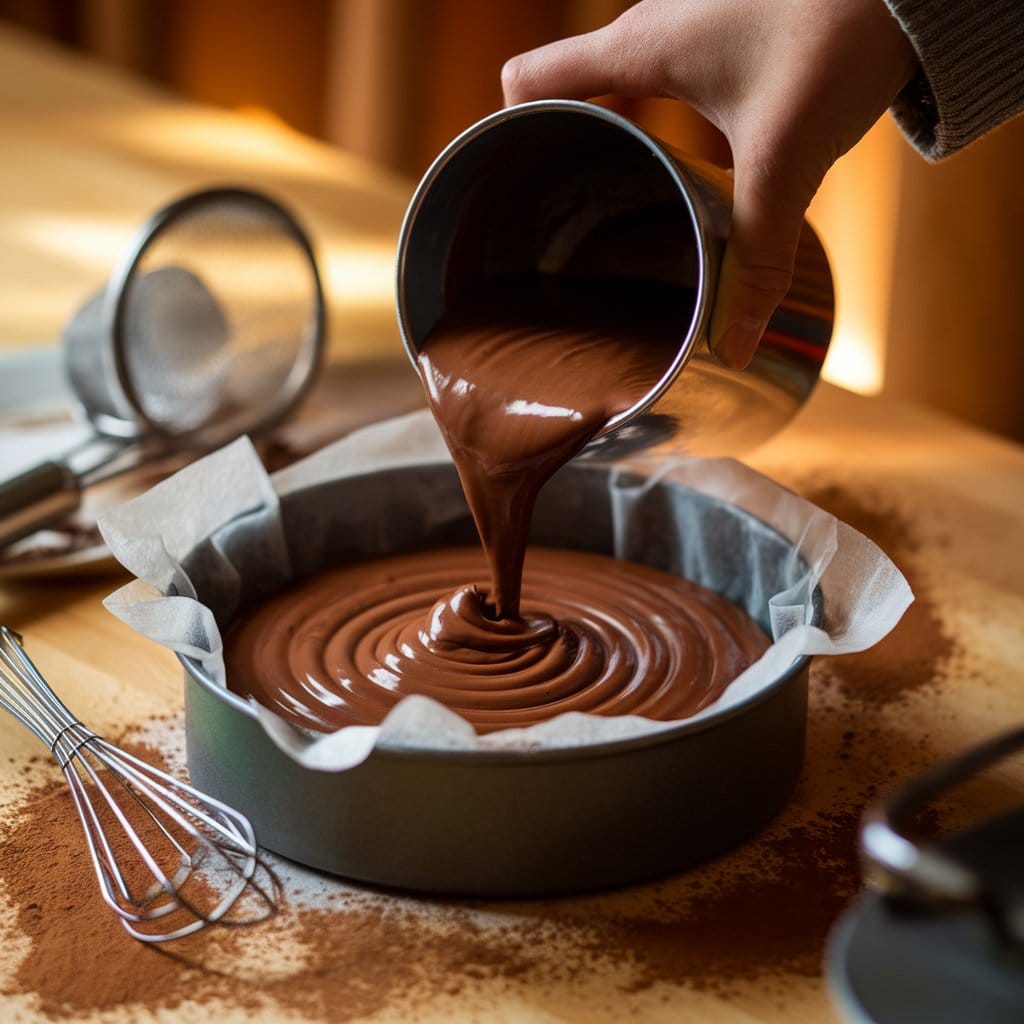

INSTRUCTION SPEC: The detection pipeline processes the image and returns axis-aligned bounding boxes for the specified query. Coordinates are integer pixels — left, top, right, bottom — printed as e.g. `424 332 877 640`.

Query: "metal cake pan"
180 461 819 895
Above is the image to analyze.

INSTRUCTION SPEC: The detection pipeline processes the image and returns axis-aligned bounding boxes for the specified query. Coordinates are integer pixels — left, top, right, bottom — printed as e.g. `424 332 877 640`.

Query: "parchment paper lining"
100 410 912 771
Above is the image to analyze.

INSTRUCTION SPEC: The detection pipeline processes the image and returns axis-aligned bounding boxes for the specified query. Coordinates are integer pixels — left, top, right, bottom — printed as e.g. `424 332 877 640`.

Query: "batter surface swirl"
224 546 769 734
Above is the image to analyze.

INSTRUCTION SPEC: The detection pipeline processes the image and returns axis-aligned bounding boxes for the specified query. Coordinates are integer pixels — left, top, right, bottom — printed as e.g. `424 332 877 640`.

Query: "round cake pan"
180 462 819 896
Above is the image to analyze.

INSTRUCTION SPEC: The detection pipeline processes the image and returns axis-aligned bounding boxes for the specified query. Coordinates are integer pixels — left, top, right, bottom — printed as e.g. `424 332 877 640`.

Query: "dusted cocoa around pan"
223 545 769 734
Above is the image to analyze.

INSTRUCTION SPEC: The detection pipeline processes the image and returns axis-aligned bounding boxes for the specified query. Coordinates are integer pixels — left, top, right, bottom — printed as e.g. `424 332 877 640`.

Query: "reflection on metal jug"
396 99 834 458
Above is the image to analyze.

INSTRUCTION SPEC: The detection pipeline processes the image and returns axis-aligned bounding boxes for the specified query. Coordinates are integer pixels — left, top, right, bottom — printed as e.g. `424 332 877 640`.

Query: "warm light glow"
233 104 288 129
322 243 396 309
319 240 405 358
0 211 139 341
118 108 316 175
4 211 132 270
821 327 884 395
809 117 905 396
97 106 412 204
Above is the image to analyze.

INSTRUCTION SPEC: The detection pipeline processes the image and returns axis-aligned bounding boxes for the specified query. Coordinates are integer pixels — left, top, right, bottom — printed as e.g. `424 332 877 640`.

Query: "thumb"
709 158 816 371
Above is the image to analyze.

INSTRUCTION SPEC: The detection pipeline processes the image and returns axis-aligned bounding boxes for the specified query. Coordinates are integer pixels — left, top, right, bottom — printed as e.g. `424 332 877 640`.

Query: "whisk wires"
0 626 276 942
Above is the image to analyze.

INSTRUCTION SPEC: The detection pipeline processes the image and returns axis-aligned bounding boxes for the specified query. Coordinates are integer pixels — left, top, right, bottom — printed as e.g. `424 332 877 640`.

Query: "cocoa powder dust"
799 482 959 706
0 481 978 1020
0 764 864 1018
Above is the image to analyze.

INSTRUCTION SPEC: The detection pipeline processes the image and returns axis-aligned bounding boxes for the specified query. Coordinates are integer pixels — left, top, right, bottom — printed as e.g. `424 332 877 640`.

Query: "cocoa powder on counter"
0 768 864 1017
798 482 959 706
0 481 977 1020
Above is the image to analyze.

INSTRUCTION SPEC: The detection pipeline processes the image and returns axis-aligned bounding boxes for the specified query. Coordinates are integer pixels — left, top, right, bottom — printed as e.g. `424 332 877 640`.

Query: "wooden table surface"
1 23 1023 1024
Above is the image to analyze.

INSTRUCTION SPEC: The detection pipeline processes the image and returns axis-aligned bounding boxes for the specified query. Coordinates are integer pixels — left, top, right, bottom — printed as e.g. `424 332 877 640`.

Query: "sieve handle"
0 461 82 550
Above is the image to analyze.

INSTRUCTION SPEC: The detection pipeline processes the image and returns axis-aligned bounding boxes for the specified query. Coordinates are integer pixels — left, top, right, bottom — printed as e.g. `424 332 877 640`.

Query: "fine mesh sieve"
0 186 326 549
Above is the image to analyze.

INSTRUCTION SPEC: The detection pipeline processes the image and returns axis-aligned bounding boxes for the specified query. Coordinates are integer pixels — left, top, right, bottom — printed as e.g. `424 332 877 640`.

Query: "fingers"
502 31 615 106
500 2 830 374
503 7 667 107
709 152 819 370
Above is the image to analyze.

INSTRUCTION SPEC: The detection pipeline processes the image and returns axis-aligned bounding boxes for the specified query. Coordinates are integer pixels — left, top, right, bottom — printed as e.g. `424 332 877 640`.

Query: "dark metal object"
828 728 1024 1023
395 100 834 460
180 462 818 896
861 726 1024 945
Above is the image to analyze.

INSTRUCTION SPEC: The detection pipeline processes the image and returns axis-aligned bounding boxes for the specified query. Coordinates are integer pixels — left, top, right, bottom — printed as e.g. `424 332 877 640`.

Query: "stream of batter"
225 274 770 733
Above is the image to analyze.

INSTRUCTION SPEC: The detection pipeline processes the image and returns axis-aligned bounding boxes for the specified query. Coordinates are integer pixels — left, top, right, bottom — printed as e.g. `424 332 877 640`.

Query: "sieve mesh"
114 190 323 448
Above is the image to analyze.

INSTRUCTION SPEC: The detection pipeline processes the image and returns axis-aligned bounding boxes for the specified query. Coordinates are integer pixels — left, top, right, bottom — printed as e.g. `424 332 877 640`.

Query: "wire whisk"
0 626 277 942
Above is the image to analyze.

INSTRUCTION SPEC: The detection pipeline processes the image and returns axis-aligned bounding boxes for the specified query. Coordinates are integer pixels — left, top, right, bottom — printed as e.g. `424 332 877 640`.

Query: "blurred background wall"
2 0 1022 442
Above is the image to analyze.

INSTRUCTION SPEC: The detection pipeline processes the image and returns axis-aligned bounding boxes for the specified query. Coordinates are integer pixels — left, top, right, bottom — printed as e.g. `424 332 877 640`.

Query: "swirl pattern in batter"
224 546 769 734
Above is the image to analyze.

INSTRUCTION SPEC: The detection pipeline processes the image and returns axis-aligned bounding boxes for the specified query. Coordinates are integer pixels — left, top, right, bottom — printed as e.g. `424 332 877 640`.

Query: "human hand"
502 0 918 369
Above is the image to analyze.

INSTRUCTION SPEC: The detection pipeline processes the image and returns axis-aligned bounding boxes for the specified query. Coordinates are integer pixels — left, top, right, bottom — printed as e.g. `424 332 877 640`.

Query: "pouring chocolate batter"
418 273 685 620
225 273 770 733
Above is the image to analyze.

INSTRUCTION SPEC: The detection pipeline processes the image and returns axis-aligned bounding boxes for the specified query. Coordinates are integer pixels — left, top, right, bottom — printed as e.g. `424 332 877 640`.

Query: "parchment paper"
100 410 913 770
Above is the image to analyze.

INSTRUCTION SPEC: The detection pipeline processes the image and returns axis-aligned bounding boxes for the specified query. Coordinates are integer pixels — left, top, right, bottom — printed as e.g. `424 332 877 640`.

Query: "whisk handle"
0 460 81 550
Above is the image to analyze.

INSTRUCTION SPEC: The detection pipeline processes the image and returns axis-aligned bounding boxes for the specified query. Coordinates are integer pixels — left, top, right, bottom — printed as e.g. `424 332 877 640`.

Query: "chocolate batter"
417 274 684 618
224 546 769 734
225 273 770 732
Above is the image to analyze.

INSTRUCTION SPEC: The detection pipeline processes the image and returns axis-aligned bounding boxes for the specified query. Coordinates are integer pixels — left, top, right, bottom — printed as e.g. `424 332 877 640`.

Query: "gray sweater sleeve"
883 0 1024 159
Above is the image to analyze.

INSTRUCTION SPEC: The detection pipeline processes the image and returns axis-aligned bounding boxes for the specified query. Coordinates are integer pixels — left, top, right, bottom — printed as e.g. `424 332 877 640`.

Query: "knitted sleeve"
883 0 1024 159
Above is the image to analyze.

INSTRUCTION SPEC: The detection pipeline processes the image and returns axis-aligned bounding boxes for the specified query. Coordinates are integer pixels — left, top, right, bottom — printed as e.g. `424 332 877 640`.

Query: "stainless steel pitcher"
395 99 834 458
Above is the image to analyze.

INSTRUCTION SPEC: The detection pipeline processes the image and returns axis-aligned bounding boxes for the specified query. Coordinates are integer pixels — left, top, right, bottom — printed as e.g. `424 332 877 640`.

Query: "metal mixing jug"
395 99 834 458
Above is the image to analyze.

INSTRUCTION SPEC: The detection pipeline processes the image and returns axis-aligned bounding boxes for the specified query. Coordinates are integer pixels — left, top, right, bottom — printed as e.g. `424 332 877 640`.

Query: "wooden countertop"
1 23 1023 1024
